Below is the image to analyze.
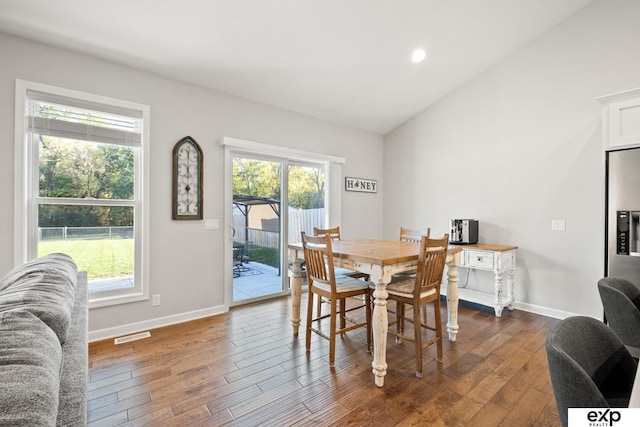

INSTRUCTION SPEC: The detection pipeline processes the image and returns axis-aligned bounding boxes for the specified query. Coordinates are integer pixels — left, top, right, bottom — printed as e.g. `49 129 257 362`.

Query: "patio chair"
233 245 249 277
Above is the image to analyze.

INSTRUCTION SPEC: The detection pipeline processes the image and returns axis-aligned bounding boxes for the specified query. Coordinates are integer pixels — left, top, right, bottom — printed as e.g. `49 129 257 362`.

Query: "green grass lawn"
39 238 134 280
247 245 279 268
41 239 276 280
233 242 279 268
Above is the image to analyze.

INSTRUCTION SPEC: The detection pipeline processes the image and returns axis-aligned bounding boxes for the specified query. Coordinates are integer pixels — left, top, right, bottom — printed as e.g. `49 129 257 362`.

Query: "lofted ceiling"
0 0 594 135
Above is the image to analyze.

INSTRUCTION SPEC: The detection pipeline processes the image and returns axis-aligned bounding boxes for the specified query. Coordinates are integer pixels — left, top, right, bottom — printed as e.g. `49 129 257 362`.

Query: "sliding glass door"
232 156 282 302
230 154 326 304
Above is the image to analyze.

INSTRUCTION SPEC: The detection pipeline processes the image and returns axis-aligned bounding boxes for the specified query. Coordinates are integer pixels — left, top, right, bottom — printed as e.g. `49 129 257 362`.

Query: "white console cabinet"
455 243 518 317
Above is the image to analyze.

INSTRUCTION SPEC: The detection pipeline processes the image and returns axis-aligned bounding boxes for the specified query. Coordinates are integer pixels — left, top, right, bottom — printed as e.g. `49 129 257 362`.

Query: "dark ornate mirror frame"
172 136 203 220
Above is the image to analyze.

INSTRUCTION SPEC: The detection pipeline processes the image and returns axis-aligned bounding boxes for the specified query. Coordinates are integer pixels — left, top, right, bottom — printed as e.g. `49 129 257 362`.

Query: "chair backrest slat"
399 227 430 242
414 234 448 296
301 232 336 294
313 226 341 240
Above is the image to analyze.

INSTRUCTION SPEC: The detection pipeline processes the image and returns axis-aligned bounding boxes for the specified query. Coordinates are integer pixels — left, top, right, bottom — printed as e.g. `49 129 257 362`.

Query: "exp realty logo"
585 409 620 426
569 408 640 427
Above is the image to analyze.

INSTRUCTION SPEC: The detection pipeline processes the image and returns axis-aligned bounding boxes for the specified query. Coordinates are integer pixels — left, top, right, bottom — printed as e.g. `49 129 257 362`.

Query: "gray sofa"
0 253 88 426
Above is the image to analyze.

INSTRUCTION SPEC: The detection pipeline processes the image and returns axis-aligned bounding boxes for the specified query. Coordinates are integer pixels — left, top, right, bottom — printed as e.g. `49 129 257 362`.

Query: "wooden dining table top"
289 238 462 266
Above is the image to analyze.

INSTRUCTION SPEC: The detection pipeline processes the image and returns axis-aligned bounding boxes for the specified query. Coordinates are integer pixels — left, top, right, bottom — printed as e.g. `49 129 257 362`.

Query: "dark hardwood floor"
88 294 562 426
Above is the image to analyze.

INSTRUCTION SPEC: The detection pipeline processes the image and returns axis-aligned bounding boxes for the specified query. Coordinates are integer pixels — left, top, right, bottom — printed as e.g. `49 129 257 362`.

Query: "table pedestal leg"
289 259 304 336
446 257 460 342
371 280 388 387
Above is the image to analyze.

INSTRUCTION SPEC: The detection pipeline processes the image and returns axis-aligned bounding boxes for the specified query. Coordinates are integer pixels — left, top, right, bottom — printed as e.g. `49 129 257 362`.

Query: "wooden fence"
233 207 324 248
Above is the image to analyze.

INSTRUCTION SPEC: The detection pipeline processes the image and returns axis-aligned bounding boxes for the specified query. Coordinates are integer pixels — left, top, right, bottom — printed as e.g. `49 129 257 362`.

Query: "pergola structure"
232 195 281 272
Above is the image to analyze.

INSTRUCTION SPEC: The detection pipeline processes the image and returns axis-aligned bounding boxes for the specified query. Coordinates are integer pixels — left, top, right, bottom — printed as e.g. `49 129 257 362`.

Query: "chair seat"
334 266 363 277
389 271 416 284
385 278 437 299
315 276 371 294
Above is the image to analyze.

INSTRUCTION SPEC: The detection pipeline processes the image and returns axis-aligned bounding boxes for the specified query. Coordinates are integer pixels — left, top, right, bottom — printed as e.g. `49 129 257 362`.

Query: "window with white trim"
15 81 150 307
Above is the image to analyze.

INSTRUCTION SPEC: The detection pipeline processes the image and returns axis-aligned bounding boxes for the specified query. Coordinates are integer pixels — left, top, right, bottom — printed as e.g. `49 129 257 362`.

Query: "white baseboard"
89 288 582 343
511 299 581 320
88 304 227 343
441 287 579 320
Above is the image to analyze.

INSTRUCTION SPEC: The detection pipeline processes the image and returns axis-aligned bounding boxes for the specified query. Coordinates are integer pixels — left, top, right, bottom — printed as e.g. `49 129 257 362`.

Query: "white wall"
384 0 640 319
0 33 384 339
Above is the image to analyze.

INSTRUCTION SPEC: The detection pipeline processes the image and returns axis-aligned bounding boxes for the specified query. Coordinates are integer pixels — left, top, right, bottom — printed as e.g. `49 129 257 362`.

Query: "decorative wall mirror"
172 136 203 220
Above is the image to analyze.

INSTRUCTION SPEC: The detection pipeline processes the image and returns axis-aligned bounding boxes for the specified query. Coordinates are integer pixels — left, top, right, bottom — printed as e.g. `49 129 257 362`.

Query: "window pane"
287 163 325 245
38 204 134 293
39 136 134 200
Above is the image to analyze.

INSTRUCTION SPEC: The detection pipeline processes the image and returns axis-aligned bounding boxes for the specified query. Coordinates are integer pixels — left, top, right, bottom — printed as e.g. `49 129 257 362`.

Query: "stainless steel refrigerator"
606 147 640 283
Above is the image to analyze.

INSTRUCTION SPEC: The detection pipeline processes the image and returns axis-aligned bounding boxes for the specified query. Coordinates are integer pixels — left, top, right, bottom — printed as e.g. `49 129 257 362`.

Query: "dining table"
288 238 463 387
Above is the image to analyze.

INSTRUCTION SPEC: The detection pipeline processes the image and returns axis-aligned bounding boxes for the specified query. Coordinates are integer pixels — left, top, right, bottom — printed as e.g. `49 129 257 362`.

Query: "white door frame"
220 136 345 309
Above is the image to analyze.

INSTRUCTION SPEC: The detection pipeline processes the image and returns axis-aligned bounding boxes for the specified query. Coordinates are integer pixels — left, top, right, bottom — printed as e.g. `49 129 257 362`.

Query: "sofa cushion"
0 309 63 427
0 253 77 343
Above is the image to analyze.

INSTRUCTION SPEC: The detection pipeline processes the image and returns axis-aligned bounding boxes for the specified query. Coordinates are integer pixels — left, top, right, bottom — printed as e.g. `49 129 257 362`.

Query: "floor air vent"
114 331 151 345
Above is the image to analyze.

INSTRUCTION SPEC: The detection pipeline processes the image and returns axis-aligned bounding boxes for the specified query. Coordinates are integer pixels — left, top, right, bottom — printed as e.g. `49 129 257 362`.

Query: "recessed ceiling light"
411 48 426 63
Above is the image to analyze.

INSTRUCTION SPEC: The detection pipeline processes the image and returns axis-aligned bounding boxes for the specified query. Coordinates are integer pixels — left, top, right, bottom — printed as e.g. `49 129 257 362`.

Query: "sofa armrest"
57 271 88 427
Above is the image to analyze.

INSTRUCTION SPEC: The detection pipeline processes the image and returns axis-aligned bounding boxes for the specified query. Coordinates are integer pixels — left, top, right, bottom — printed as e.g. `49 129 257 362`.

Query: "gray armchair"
546 316 637 427
598 277 640 358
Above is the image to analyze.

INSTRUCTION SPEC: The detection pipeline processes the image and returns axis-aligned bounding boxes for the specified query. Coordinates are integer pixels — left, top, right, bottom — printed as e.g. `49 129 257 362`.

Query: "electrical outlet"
152 294 161 306
551 220 565 231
